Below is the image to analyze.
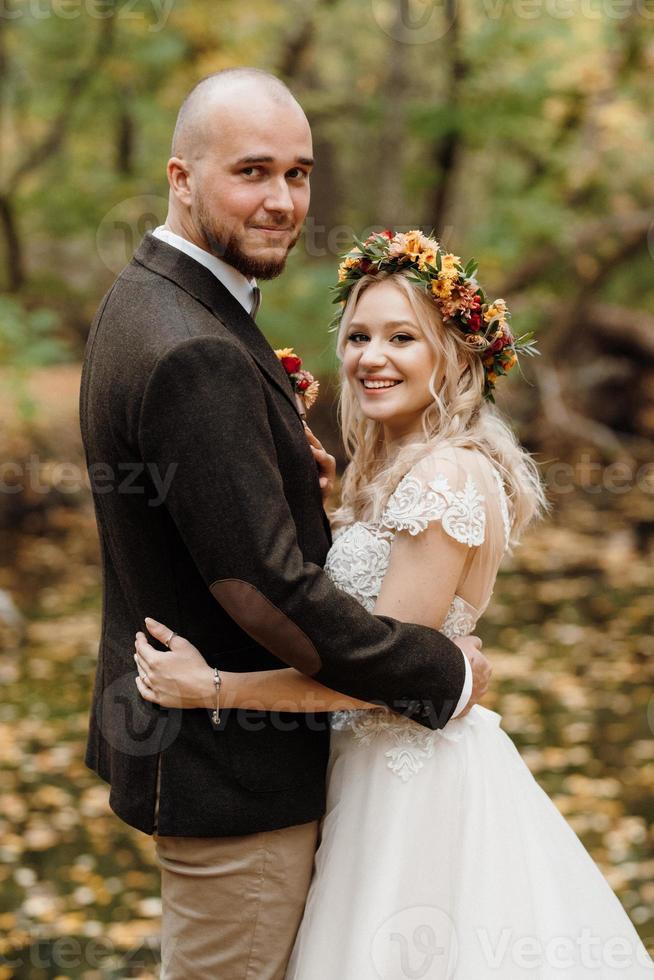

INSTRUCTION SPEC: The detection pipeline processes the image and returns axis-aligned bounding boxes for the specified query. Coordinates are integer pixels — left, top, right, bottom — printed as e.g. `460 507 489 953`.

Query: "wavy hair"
331 272 547 546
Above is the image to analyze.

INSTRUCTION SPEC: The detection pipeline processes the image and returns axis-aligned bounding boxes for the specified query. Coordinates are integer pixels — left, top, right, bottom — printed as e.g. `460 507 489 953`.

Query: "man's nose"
263 177 294 216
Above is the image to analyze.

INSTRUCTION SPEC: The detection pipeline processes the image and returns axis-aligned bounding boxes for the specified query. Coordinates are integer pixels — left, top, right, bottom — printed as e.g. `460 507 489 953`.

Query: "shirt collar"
152 226 258 315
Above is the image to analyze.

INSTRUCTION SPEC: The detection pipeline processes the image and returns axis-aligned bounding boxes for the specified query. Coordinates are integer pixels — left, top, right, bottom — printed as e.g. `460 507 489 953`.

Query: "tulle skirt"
286 706 653 979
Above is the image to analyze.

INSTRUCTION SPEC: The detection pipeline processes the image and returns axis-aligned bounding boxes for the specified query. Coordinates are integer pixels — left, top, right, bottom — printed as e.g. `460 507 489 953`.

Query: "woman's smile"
360 376 404 392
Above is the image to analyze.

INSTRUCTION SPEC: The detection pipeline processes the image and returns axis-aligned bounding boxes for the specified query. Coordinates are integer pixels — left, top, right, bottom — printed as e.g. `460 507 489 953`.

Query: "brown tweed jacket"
79 234 466 837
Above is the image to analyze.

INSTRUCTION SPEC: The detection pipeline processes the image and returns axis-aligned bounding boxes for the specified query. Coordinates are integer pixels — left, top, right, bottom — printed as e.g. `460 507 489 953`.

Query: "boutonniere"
275 348 320 419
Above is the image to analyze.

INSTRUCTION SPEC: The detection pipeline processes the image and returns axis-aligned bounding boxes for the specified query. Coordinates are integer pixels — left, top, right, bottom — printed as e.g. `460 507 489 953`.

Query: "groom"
80 68 491 979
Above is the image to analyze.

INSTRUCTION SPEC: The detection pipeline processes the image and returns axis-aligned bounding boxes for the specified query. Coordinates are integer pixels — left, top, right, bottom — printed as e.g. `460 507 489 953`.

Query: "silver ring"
165 630 177 649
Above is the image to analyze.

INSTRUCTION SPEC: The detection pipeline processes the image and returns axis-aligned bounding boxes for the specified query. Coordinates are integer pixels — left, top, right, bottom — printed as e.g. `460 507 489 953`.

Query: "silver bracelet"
212 667 222 726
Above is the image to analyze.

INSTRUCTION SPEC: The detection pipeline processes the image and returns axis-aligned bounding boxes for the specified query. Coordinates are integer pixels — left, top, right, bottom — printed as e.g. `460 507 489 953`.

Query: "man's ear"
167 157 193 207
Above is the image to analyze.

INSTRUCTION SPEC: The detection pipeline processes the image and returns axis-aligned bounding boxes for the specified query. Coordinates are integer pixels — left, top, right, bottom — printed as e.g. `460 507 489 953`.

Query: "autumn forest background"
0 0 653 976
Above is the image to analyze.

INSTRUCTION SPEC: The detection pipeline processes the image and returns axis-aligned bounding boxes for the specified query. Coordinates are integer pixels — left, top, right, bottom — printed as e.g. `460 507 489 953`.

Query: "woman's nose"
358 341 387 369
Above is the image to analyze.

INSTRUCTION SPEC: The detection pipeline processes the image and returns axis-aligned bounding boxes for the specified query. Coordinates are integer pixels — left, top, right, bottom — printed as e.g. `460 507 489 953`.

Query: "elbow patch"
210 579 322 675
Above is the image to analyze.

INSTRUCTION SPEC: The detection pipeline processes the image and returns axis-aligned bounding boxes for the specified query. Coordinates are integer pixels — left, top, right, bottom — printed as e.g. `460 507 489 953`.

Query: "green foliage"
258 257 340 377
0 298 69 371
0 298 71 424
1 1 653 382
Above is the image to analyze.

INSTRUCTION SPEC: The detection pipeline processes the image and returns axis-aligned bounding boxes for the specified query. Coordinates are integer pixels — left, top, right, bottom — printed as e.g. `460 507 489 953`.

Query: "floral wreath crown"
333 229 538 401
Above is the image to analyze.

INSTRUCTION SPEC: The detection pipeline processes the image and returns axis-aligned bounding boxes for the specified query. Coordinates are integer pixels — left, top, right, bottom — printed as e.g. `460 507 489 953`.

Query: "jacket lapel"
133 234 301 418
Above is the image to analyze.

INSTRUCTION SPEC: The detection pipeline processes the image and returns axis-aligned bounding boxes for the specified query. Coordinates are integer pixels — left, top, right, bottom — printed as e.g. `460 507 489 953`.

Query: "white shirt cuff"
451 651 473 719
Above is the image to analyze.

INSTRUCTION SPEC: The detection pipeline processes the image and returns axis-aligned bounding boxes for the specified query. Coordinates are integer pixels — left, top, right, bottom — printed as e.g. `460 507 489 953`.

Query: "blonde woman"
135 232 652 978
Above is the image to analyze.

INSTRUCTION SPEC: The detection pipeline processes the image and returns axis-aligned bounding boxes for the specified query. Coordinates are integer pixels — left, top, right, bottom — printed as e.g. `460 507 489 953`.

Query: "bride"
134 231 653 978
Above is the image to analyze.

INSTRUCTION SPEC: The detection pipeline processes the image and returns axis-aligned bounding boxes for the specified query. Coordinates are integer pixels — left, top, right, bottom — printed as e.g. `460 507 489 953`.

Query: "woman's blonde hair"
331 271 547 546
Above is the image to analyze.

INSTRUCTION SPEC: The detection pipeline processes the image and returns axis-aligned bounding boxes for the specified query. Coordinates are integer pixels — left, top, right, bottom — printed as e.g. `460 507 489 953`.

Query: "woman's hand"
304 425 336 503
134 617 216 709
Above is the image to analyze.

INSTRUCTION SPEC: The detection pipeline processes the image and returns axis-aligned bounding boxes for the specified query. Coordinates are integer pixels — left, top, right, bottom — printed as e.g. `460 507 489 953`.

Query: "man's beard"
197 206 300 280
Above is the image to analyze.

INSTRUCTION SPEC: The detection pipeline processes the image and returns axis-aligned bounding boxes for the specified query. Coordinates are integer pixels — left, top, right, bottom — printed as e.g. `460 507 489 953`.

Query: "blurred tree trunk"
424 0 466 232
541 216 652 361
374 1 411 228
0 14 25 292
307 135 342 248
503 213 654 457
115 95 135 176
0 195 24 293
278 0 344 241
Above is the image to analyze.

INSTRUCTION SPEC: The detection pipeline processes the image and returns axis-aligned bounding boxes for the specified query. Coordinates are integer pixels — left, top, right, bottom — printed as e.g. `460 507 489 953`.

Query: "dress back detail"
326 445 512 779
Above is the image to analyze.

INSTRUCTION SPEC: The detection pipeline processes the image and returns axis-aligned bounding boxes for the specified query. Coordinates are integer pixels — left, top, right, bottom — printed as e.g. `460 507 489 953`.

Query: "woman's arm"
374 520 471 627
134 617 376 711
135 522 472 713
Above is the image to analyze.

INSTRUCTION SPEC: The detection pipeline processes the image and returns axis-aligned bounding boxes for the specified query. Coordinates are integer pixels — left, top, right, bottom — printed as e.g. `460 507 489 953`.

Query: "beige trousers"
155 820 319 980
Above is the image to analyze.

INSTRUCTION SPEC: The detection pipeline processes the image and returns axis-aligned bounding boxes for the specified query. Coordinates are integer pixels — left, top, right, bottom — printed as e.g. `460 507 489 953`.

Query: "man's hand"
453 635 491 717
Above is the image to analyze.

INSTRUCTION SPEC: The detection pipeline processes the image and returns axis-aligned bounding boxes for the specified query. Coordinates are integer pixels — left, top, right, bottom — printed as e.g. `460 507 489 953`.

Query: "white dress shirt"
152 226 259 316
151 225 472 719
452 648 473 719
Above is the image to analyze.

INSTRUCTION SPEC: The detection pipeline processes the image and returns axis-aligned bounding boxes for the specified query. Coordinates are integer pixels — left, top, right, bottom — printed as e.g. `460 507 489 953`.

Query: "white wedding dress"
287 446 652 979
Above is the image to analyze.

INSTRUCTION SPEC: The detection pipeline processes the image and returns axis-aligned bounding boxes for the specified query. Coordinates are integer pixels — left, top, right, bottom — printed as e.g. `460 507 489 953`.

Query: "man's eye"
347 332 369 343
241 167 263 177
287 168 309 180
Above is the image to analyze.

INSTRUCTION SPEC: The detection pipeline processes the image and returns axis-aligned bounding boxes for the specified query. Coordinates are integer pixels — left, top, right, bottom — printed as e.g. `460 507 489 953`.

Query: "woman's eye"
347 332 369 343
391 334 415 344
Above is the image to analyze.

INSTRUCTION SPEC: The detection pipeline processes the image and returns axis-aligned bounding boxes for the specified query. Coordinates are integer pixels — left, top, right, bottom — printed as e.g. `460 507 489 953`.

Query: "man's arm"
138 336 478 729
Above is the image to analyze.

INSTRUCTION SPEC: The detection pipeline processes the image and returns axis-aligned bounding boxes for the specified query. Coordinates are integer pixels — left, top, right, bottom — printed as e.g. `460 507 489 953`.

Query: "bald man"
164 68 310 282
80 67 484 979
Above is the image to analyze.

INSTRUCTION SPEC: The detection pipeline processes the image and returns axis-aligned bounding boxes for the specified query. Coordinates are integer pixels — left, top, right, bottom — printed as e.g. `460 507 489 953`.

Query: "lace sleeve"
381 449 487 547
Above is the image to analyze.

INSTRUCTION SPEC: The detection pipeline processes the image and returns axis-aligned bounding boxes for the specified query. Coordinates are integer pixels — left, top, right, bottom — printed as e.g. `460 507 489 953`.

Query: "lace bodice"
325 450 510 628
325 447 511 781
325 521 480 636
